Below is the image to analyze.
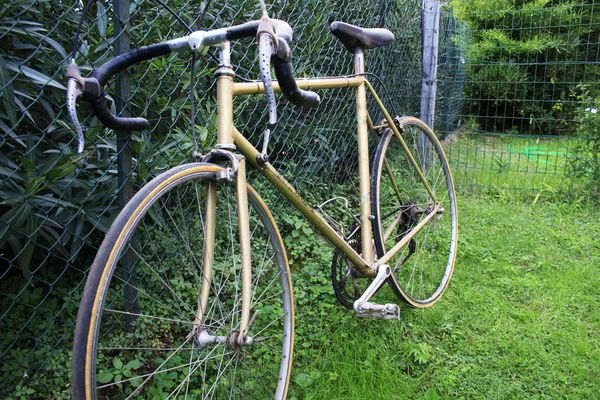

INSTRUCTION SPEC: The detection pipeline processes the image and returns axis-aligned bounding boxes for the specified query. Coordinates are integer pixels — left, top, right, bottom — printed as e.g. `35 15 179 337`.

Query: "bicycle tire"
371 117 458 308
72 163 294 399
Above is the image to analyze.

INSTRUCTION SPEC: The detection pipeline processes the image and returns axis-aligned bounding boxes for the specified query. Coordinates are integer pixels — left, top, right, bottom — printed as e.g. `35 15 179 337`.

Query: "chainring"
331 240 371 309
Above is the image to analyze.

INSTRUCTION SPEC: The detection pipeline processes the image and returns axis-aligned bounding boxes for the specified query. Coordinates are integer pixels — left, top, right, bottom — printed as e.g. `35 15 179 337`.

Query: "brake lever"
258 33 277 125
66 62 85 153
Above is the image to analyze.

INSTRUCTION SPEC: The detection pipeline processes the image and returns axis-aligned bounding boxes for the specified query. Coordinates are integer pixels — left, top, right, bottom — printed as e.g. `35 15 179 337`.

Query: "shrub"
451 0 600 135
568 86 600 198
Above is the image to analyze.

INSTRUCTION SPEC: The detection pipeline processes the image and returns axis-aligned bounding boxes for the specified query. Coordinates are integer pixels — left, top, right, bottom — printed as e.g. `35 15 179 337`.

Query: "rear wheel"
72 163 294 399
371 117 458 308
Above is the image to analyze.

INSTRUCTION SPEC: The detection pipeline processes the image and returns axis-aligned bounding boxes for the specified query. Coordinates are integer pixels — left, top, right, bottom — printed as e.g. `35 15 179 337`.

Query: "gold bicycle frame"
201 43 439 338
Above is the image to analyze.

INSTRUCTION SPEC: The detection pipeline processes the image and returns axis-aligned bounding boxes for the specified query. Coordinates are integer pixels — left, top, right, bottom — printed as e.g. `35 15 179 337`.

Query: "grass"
288 194 600 399
444 133 581 195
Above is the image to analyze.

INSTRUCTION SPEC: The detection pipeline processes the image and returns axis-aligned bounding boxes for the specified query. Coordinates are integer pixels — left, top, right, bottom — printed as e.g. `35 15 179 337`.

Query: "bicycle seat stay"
330 21 395 53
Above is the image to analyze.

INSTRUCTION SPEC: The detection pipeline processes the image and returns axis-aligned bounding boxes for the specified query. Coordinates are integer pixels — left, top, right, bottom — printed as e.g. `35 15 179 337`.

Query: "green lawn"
444 133 580 195
288 194 600 399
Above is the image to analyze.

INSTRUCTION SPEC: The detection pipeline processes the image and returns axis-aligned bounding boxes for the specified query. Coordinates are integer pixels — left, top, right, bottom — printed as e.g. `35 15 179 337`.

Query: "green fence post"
114 0 138 328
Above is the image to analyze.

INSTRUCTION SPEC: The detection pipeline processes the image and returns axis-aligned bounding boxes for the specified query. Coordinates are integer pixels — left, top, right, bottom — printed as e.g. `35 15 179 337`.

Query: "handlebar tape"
272 61 320 108
226 21 260 41
89 21 319 131
90 43 172 131
271 40 320 108
226 20 292 43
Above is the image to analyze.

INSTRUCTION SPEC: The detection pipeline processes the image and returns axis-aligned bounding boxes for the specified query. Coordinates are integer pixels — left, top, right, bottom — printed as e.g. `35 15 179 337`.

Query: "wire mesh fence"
440 1 600 196
0 0 598 397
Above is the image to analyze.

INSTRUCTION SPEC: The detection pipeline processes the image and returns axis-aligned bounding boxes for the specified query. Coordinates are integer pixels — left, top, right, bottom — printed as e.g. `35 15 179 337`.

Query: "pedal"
353 264 400 320
355 302 400 319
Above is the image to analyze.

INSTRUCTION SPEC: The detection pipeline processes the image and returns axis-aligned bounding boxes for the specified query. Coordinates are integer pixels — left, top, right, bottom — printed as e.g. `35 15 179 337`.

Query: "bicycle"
66 4 458 399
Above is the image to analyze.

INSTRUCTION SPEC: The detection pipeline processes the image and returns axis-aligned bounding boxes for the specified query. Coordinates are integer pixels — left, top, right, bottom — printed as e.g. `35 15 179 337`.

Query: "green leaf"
113 357 123 370
425 388 440 400
13 96 32 123
46 162 78 182
0 55 17 126
0 119 24 146
6 61 66 90
97 2 107 37
295 373 314 388
131 377 143 388
42 37 68 60
96 371 114 384
126 359 143 370
20 157 33 176
0 166 24 180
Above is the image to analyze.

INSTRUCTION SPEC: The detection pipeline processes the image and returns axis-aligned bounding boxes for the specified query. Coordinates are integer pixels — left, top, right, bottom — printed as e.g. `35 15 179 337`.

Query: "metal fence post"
113 0 138 327
420 0 441 168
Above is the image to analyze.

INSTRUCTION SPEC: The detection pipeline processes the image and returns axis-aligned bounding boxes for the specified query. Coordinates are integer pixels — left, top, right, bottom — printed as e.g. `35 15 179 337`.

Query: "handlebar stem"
218 41 232 68
167 28 230 53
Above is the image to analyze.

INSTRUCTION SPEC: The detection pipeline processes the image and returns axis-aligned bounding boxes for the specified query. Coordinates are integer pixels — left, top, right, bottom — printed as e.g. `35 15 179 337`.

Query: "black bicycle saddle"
330 21 395 53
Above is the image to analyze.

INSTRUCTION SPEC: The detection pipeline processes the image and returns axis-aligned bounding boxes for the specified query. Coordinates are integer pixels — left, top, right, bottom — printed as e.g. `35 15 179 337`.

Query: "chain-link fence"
0 0 427 395
0 0 598 397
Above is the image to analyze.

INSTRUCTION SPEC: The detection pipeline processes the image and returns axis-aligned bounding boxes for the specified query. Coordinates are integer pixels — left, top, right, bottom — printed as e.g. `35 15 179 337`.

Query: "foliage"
0 274 79 399
2 0 598 397
96 357 144 390
0 0 122 278
449 0 600 135
567 85 600 198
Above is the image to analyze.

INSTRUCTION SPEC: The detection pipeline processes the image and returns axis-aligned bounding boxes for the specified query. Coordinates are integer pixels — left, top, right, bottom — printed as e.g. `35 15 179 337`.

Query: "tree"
449 0 600 135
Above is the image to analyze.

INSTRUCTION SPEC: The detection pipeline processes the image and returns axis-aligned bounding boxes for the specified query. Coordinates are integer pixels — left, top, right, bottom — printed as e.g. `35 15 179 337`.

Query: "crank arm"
353 265 400 319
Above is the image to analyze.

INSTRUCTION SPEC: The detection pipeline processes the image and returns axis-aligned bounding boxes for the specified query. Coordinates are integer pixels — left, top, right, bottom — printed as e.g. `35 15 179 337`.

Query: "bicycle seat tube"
354 47 374 264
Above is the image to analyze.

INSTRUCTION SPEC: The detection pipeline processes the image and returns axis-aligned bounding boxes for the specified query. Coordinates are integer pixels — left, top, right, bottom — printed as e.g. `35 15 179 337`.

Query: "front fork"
194 154 255 348
235 158 253 345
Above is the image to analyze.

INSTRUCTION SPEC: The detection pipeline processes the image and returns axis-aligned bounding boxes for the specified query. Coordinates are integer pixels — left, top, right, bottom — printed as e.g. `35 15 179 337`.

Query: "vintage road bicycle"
66 4 458 399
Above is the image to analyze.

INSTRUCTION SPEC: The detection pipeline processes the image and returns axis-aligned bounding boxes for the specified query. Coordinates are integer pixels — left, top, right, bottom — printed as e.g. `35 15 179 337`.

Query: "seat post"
354 47 365 74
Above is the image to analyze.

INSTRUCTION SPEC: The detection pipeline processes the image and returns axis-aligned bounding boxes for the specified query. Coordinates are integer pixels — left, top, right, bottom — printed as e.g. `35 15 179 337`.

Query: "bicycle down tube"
231 80 440 277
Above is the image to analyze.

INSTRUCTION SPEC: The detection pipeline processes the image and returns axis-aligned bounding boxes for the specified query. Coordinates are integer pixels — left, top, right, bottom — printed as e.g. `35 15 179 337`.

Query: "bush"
451 0 600 135
568 86 600 198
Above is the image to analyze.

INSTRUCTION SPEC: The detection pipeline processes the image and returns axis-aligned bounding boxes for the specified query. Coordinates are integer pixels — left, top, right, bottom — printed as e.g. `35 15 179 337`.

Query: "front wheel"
72 163 294 399
371 117 458 308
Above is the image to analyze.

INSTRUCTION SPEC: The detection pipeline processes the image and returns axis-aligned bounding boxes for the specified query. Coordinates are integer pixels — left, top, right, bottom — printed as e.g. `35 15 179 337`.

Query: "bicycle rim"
72 163 294 399
371 117 458 307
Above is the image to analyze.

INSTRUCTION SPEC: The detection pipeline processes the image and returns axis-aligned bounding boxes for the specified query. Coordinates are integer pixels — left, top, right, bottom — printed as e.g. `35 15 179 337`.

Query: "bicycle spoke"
73 163 293 400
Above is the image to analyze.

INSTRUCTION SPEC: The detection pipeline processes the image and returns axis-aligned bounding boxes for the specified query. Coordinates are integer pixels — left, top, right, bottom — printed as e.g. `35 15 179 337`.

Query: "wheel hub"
194 328 254 349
